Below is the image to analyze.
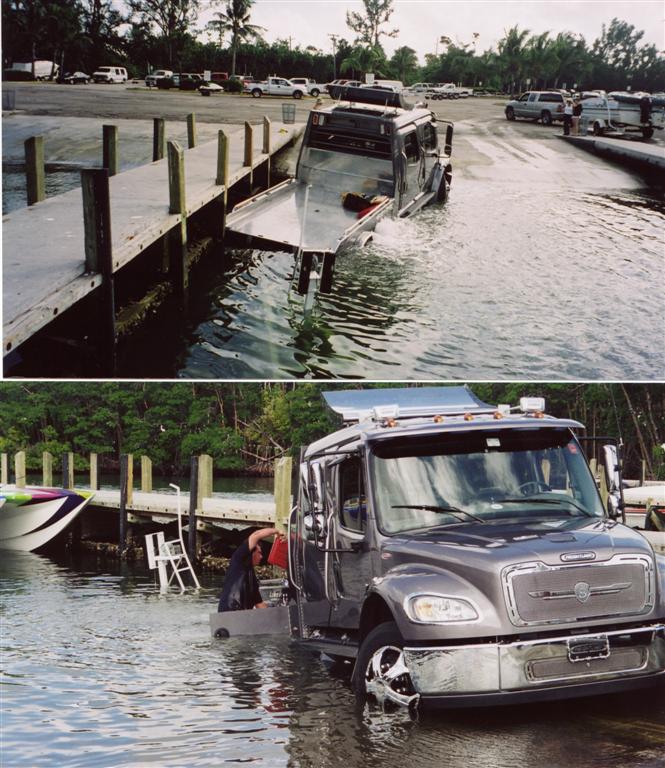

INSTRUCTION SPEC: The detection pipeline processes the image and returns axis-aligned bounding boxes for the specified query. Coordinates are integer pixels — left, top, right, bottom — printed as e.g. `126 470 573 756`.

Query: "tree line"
2 1 663 93
0 383 663 480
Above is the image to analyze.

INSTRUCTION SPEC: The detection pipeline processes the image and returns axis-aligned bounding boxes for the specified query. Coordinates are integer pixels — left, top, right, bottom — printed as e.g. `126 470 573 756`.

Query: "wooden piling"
118 453 133 554
15 451 26 488
216 130 229 186
213 130 229 240
24 136 45 206
243 122 253 167
262 116 271 154
187 113 197 148
62 451 74 489
188 455 199 560
90 452 99 490
197 454 213 509
153 117 166 161
140 456 152 492
81 168 116 375
1 453 8 485
102 124 118 176
42 451 53 487
274 456 292 533
167 140 188 308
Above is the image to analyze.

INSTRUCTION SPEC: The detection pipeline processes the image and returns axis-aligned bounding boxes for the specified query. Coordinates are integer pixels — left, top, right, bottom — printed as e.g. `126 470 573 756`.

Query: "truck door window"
404 132 419 164
422 123 437 151
338 457 367 534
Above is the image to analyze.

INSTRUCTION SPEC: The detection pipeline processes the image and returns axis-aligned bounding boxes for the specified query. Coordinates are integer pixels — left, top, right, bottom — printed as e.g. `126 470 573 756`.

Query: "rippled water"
180 183 664 380
2 551 664 768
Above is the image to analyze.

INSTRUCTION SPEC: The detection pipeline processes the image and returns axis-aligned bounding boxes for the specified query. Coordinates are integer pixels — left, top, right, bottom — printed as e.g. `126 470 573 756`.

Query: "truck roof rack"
334 85 410 110
323 386 494 422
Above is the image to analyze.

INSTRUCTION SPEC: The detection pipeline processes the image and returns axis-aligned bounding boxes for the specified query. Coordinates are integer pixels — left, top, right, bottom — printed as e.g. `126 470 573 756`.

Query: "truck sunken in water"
211 387 665 710
224 86 453 295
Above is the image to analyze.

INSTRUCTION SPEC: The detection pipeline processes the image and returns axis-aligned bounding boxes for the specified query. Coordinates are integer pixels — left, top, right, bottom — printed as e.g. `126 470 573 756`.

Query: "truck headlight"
406 594 479 623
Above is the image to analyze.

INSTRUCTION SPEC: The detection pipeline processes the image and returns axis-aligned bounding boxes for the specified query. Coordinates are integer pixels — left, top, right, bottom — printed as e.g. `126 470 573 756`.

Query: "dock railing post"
1 453 8 485
25 136 45 206
641 460 646 486
197 454 213 510
141 456 152 492
188 456 199 561
90 452 99 491
187 113 197 148
274 456 292 533
15 451 26 488
262 116 271 155
43 451 53 487
167 140 189 309
81 168 117 376
153 118 166 161
258 116 271 189
102 124 119 176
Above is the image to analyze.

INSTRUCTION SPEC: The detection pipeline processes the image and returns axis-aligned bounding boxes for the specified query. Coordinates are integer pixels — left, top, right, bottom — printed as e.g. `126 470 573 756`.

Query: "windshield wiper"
493 497 595 517
391 504 485 523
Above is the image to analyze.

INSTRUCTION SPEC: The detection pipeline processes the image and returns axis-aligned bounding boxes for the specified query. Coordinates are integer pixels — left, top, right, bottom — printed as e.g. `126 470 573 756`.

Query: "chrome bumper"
404 624 665 696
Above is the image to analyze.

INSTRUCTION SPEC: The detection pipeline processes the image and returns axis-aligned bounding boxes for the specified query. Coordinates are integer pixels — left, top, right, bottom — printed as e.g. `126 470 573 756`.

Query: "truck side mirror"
603 444 623 520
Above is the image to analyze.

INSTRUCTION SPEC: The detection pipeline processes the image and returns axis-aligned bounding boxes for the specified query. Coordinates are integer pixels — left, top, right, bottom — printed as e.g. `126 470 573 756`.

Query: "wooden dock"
3 119 304 358
88 488 277 530
562 134 665 172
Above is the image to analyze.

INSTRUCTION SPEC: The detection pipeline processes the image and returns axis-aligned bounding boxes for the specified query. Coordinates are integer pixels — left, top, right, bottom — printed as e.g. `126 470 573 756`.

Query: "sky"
197 0 665 63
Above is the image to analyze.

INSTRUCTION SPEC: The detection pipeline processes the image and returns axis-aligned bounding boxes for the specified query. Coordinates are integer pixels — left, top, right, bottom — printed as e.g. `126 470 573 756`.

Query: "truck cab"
289 387 665 709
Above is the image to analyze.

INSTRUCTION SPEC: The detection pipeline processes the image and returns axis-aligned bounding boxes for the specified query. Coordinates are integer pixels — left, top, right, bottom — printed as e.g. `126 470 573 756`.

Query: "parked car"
246 77 306 99
178 73 204 90
199 82 225 96
60 71 90 84
145 69 173 87
505 91 566 125
92 66 128 84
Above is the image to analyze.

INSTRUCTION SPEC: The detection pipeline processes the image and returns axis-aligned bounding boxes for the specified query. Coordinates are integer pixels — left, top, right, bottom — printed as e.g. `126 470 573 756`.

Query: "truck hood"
384 517 654 570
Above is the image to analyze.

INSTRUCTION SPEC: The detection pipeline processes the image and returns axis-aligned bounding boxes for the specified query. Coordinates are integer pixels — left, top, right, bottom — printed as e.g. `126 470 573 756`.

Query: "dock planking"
3 120 304 355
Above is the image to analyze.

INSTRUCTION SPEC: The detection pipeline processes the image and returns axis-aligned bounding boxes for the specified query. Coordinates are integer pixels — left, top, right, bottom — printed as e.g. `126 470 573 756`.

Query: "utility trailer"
224 86 453 297
210 386 665 710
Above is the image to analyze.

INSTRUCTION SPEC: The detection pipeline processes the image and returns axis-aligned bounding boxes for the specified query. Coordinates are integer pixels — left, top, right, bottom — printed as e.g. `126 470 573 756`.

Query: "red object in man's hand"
267 536 288 569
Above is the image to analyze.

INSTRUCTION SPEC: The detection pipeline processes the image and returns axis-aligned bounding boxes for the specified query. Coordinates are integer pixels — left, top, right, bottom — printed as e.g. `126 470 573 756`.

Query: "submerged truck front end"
292 387 665 709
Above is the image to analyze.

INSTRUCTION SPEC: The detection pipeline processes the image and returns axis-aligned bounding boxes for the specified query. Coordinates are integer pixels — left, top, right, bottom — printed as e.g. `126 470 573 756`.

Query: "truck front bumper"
404 623 665 706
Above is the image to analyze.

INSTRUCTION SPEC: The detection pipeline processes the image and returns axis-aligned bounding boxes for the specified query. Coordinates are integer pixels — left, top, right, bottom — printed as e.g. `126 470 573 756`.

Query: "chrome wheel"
365 644 419 709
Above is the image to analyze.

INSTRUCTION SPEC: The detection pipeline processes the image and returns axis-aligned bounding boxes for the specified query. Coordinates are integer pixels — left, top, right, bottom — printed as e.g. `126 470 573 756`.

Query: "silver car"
505 90 566 125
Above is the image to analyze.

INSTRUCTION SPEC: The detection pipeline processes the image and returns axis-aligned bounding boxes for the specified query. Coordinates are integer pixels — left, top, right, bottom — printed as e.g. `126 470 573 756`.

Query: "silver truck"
211 386 665 711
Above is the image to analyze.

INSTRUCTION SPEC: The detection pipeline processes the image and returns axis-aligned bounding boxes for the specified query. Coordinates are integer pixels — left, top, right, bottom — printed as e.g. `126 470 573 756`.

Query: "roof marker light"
520 397 546 414
433 414 444 423
493 411 504 420
464 412 474 421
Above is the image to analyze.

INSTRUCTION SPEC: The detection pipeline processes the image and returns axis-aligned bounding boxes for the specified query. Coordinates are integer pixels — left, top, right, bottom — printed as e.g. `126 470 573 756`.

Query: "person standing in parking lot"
562 99 574 135
572 97 583 135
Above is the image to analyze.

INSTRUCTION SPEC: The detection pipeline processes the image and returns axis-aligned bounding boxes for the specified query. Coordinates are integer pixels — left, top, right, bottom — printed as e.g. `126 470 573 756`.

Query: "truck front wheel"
310 88 320 97
352 621 419 710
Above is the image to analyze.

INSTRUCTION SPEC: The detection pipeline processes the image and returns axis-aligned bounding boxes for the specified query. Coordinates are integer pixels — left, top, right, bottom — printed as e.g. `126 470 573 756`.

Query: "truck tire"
593 121 604 136
541 110 553 126
251 88 262 98
310 88 320 97
506 106 515 120
642 126 654 140
293 90 303 99
352 621 419 710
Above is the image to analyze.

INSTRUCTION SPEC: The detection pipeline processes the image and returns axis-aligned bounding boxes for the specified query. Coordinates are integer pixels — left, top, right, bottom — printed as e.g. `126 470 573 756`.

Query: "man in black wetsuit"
217 527 281 612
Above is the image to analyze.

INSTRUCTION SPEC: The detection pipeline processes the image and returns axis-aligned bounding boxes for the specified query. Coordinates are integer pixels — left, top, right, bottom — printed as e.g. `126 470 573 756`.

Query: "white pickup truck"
290 78 325 97
245 76 307 99
430 83 474 99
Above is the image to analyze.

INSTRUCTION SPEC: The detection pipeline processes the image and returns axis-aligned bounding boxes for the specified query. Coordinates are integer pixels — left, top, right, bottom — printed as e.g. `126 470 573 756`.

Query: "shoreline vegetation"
1 382 663 481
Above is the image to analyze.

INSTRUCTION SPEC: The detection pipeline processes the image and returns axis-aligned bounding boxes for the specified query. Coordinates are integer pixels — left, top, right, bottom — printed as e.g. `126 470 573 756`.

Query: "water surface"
2 551 664 768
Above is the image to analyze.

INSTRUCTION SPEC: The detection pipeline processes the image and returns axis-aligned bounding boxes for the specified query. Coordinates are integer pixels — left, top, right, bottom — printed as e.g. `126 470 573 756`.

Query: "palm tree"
525 32 557 89
389 46 418 82
207 0 264 75
340 44 384 79
497 25 531 94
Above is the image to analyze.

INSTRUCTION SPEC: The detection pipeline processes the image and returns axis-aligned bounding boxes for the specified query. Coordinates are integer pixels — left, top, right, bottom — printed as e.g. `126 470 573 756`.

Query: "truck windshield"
369 427 605 534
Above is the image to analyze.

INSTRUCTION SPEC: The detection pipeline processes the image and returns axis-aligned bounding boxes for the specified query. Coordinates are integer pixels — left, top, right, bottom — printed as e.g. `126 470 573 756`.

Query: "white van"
93 66 128 84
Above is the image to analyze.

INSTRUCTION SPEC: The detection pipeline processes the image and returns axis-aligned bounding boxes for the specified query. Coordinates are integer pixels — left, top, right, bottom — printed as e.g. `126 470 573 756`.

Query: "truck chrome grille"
502 555 654 626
